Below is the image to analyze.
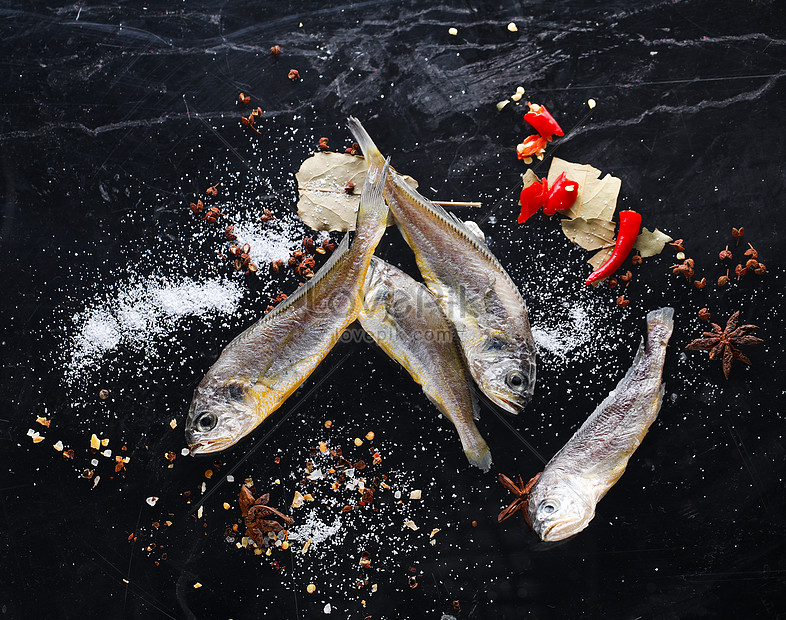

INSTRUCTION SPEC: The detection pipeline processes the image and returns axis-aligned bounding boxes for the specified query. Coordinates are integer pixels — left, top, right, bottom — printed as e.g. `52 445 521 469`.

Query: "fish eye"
539 500 558 515
196 412 218 432
505 370 528 391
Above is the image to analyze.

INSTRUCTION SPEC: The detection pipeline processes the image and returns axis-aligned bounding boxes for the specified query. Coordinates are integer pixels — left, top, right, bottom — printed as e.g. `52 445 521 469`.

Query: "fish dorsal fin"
392 174 528 310
262 232 351 323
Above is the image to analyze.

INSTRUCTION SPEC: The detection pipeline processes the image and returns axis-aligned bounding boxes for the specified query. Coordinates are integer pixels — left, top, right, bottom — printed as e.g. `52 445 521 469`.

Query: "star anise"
497 472 541 526
686 311 763 379
238 486 294 547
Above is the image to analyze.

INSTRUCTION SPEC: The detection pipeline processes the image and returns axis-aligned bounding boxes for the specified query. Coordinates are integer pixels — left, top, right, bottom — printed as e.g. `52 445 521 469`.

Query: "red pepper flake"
517 175 549 223
288 69 300 81
317 137 329 151
585 210 642 284
270 45 281 56
542 171 578 216
516 134 548 160
238 93 251 106
523 103 564 138
205 182 220 197
189 200 204 214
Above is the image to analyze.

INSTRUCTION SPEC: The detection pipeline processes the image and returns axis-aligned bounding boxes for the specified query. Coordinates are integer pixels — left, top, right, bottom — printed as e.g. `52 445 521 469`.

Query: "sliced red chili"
543 172 579 216
518 176 549 224
585 210 642 285
516 134 548 159
524 103 564 138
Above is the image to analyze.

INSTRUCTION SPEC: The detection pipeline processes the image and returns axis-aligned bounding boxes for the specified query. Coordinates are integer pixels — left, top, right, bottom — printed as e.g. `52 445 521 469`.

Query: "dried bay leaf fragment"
296 152 417 232
634 227 673 258
547 158 621 221
561 217 616 252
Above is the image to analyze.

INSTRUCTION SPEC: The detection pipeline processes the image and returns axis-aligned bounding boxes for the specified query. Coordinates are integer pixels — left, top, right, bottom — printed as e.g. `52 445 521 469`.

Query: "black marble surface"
1 1 785 618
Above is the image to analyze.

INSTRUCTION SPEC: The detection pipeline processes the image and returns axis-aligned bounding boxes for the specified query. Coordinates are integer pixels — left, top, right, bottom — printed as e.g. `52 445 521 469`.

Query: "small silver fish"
185 154 390 453
527 307 674 541
347 117 536 414
358 257 492 471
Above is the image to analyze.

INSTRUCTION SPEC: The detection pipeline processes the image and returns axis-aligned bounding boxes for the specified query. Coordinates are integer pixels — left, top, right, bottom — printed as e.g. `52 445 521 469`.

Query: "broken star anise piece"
685 311 763 379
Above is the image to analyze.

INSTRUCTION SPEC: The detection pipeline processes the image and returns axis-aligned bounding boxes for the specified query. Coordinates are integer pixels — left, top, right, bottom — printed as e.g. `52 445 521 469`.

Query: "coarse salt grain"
53 440 64 451
146 496 159 506
507 22 518 32
588 98 597 109
169 419 177 429
409 490 422 500
448 27 458 36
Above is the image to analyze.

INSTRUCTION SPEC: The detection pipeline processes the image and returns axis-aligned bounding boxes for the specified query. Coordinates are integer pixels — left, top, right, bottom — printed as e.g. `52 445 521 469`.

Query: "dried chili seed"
694 277 707 289
206 183 219 196
354 460 366 470
669 239 685 252
189 200 204 213
303 237 315 252
345 142 360 155
98 389 110 400
718 270 730 287
616 295 630 308
317 137 329 151
342 505 353 512
292 250 304 260
732 227 744 242
745 258 759 270
735 264 747 279
238 93 251 105
619 270 633 283
270 45 281 55
719 245 732 261
754 263 768 275
606 277 618 290
744 243 758 260
631 253 642 266
288 69 300 80
270 259 284 275
229 246 242 256
224 225 237 241
344 181 355 194
247 263 258 274
260 209 275 222
698 308 711 321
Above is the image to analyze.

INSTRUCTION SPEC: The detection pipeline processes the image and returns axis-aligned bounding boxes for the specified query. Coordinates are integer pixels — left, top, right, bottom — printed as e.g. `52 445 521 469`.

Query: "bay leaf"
561 217 616 252
547 157 621 221
634 227 673 258
296 152 417 232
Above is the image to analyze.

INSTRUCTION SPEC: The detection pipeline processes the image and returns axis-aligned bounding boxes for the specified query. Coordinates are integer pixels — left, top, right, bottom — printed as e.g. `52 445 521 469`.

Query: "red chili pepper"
516 134 548 159
543 172 579 216
585 210 642 285
518 176 549 223
524 103 564 138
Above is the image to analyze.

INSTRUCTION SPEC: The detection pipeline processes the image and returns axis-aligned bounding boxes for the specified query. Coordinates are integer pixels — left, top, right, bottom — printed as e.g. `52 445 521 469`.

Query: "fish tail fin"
347 117 387 167
461 434 493 472
646 307 675 347
354 156 390 241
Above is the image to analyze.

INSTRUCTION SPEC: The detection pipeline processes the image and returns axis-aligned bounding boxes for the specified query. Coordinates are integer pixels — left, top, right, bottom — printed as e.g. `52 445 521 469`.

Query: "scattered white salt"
64 276 244 381
323 603 332 614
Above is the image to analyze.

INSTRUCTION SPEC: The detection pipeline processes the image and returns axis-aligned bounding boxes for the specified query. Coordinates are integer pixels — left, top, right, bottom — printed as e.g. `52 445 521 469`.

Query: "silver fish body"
527 307 675 541
185 155 390 453
347 117 536 414
358 257 492 471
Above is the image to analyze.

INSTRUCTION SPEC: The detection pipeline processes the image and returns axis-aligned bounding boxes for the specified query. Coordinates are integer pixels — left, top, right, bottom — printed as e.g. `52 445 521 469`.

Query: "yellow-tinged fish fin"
354 156 390 235
262 232 351 324
347 116 386 167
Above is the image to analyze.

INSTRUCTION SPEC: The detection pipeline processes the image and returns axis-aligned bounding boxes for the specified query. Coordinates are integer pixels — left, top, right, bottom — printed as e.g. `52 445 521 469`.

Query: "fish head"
474 336 536 413
185 378 261 454
527 474 596 542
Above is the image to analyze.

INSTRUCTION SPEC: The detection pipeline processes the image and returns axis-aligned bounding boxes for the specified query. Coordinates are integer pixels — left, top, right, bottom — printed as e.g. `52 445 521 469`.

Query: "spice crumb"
306 584 316 594
193 583 202 589
169 419 177 430
354 438 363 447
